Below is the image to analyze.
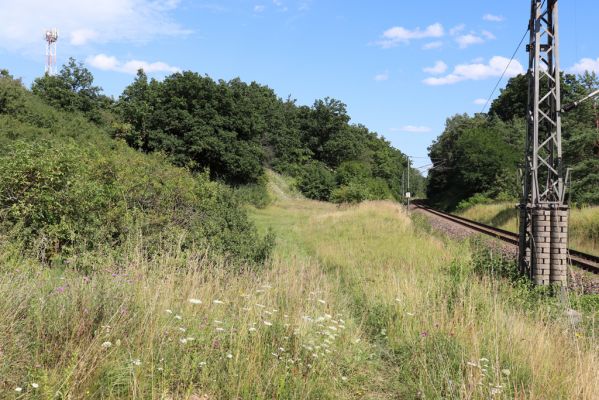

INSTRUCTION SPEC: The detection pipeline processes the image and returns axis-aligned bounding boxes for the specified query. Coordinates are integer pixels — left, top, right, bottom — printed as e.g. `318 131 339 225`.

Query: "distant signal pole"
44 28 59 75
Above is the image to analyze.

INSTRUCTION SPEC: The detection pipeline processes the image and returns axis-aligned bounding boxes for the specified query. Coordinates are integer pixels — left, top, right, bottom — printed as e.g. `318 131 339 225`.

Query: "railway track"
414 204 599 275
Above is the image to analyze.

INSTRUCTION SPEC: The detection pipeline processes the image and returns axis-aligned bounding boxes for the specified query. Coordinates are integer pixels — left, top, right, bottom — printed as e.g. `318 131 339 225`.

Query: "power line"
479 26 530 114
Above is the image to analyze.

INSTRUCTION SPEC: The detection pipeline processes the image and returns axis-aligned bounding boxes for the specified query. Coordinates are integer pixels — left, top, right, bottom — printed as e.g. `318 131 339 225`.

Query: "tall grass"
1 196 598 398
459 202 599 256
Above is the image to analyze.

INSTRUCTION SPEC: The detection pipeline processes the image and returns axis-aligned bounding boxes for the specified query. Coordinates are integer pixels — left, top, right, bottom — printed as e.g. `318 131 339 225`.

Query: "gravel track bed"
413 207 599 294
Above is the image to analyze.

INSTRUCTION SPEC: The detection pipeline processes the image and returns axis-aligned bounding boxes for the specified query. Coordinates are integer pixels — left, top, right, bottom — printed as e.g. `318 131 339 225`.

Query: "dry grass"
1 191 598 398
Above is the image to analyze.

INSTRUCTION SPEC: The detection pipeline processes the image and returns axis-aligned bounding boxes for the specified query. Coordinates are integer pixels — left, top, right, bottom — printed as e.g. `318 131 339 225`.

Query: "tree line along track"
413 204 599 275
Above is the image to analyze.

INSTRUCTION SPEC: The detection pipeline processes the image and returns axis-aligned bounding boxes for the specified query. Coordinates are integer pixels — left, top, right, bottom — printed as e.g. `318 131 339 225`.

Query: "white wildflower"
214 320 223 324
263 320 273 326
226 353 233 359
199 361 207 367
341 376 348 382
406 312 415 316
189 299 202 305
255 303 266 308
165 309 173 314
318 299 326 304
132 359 142 366
179 338 188 344
480 357 489 362
31 383 39 389
466 361 478 367
101 341 112 349
216 327 225 332
175 315 182 320
15 387 22 392
178 327 186 332
213 300 225 305
249 327 257 332
502 369 511 376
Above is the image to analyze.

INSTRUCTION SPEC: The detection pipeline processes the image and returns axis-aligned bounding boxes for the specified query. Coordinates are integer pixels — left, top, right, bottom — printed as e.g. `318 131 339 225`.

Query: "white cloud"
376 23 444 48
481 30 496 40
254 5 266 12
394 125 432 133
422 41 443 50
0 0 190 53
569 57 599 74
86 54 181 74
449 24 465 36
374 71 389 81
456 34 485 48
423 56 525 86
483 14 504 22
70 29 99 46
423 61 448 75
473 98 488 105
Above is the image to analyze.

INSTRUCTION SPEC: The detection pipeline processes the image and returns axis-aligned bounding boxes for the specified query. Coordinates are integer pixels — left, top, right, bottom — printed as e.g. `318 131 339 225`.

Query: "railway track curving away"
413 204 599 275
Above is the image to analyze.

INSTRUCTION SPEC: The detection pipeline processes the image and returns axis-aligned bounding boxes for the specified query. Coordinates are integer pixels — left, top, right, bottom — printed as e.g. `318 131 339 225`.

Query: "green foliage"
117 71 424 202
117 72 268 184
0 139 272 265
31 58 112 122
0 68 273 266
297 161 335 201
233 176 272 209
436 72 599 209
427 115 522 210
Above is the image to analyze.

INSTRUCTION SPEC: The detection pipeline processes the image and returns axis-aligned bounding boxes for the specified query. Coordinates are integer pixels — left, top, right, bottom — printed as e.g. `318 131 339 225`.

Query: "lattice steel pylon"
44 29 59 75
518 0 569 285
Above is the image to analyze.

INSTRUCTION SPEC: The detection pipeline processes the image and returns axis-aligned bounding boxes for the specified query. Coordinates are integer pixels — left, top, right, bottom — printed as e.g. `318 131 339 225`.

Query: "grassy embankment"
1 177 598 399
458 203 599 256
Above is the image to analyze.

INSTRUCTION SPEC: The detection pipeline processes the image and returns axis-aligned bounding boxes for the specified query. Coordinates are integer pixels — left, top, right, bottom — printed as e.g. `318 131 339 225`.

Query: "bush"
233 175 272 208
297 161 335 201
0 138 273 265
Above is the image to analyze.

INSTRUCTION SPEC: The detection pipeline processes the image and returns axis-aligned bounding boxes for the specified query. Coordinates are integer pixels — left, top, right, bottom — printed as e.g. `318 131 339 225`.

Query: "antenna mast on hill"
44 28 59 75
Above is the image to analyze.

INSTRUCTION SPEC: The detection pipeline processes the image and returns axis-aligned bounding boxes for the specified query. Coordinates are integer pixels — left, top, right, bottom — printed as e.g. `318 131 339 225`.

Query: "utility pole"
406 157 411 212
401 170 406 207
519 0 568 285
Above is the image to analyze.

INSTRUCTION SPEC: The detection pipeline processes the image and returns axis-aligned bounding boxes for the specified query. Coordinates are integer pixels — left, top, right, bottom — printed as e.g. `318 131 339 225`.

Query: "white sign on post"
405 192 411 198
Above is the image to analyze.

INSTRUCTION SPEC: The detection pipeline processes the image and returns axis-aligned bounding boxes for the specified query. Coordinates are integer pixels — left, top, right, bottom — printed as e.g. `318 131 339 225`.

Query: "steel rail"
414 204 599 274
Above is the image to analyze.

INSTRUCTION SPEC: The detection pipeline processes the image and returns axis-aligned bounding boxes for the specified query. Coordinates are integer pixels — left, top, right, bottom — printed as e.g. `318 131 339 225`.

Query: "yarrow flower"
101 341 112 349
31 383 39 389
263 320 273 326
132 359 142 366
226 353 233 359
15 387 22 392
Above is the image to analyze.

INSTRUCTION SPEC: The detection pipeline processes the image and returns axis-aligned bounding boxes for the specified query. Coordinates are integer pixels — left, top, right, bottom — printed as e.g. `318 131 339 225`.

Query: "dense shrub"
297 161 335 201
0 138 272 264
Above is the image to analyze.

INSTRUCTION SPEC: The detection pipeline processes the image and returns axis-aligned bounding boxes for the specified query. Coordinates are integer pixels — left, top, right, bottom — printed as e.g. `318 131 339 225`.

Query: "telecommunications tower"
519 0 568 286
44 28 59 75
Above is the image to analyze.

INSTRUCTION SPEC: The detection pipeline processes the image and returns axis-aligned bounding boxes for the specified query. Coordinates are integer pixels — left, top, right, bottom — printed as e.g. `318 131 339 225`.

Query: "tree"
32 58 109 121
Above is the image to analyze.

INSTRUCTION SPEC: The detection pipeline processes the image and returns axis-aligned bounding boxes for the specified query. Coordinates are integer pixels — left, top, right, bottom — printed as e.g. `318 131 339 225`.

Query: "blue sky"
1 0 598 168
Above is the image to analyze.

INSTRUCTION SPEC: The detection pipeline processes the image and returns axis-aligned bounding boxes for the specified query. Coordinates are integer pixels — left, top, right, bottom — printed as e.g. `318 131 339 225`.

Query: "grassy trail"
250 195 599 399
